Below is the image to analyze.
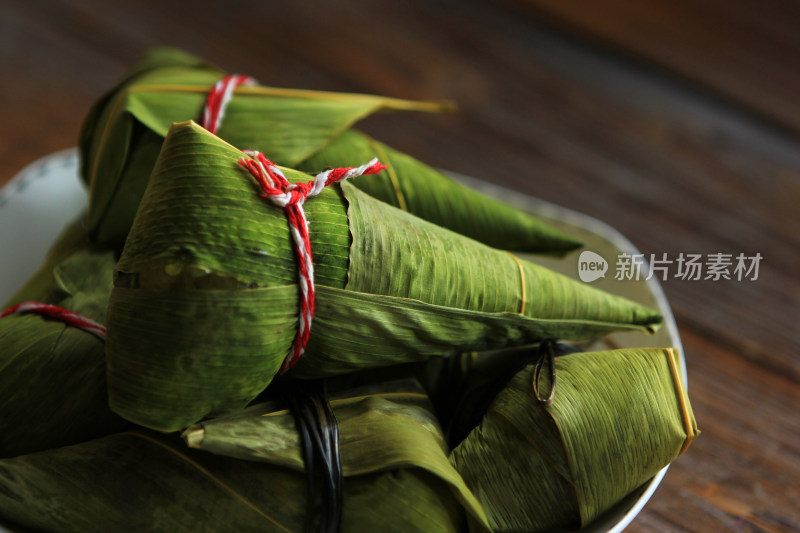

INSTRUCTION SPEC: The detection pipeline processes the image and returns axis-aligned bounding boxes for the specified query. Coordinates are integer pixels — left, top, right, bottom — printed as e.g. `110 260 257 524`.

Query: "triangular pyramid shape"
106 121 661 431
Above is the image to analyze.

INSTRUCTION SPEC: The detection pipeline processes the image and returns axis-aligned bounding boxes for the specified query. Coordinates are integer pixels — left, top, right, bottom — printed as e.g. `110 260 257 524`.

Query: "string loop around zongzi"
444 340 570 446
281 381 343 533
237 152 385 374
0 301 106 341
506 252 527 315
533 339 556 406
201 73 258 134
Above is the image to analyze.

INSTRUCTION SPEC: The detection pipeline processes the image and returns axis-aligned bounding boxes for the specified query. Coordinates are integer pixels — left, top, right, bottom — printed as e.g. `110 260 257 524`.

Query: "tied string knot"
0 302 106 342
238 151 385 374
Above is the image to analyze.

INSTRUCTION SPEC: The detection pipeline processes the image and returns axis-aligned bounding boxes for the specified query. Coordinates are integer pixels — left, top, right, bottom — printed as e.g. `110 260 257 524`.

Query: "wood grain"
0 0 797 531
503 0 800 137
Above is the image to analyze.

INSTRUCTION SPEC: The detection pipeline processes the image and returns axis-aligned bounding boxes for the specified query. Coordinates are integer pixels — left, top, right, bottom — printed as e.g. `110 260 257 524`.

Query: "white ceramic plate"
0 151 684 533
0 149 87 303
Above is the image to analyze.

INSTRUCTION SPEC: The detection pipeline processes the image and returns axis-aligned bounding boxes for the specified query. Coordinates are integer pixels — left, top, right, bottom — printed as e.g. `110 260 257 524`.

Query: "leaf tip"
182 427 205 448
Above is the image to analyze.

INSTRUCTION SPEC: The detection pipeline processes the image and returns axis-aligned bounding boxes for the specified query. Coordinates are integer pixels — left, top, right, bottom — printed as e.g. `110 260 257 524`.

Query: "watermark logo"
577 251 763 282
578 251 608 282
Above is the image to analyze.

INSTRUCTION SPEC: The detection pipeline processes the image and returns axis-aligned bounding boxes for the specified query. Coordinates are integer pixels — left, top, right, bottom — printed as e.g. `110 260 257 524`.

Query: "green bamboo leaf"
298 129 582 254
80 47 445 248
0 431 297 532
344 182 660 328
184 378 489 532
292 285 660 379
0 217 127 457
106 122 660 432
107 285 298 431
77 46 213 184
80 47 579 255
0 424 476 532
449 347 699 532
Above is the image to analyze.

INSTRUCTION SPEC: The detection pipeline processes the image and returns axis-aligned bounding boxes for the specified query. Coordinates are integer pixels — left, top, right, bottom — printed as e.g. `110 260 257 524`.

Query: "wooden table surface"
1 1 798 531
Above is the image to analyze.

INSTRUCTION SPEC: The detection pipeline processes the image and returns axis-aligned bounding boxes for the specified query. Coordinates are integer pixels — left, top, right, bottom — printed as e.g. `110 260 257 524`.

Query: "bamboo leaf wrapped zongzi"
295 129 581 254
183 378 490 532
105 120 662 432
0 380 487 533
0 216 127 458
449 347 699 532
79 47 582 254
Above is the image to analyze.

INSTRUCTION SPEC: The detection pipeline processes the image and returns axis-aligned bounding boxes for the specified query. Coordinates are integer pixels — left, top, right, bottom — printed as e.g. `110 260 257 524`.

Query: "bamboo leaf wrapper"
106 121 662 432
79 47 581 254
296 129 581 254
183 378 490 532
0 217 127 458
0 381 484 533
449 347 699 532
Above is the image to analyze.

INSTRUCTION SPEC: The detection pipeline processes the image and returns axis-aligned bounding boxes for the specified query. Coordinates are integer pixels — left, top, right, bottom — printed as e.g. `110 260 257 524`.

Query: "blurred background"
1 1 798 531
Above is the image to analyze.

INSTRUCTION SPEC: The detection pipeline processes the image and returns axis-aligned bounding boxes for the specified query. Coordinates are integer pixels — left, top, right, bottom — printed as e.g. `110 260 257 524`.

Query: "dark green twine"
282 381 343 533
446 340 572 447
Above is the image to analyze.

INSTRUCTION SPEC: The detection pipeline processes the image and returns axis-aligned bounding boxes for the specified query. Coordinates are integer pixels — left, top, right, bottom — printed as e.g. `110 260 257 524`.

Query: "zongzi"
449 347 699 532
0 215 126 458
105 120 662 432
79 47 581 254
0 380 486 533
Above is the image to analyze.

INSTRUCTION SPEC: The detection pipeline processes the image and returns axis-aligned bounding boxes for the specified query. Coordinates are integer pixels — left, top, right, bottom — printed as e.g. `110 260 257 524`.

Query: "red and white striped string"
0 301 106 341
238 151 385 373
207 74 388 373
202 74 258 134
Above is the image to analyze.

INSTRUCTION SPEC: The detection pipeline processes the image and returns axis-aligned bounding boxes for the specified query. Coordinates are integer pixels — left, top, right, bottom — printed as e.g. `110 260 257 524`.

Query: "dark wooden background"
1 1 798 531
